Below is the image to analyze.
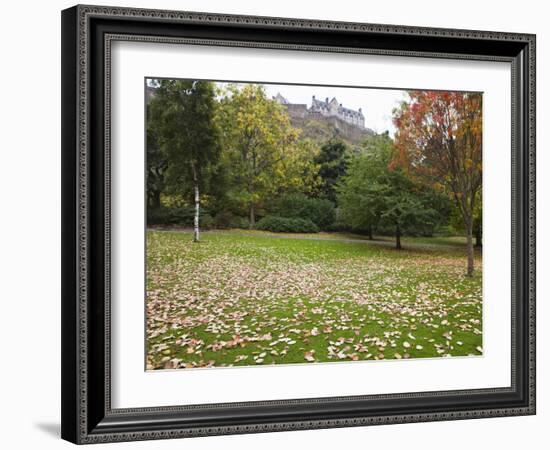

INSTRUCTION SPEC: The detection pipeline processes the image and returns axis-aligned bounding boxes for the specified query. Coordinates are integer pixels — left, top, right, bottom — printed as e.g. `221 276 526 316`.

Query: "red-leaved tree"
393 91 482 277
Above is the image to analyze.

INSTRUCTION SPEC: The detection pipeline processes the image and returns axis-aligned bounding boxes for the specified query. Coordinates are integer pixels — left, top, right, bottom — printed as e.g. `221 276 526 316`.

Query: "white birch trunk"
194 182 200 242
191 162 200 243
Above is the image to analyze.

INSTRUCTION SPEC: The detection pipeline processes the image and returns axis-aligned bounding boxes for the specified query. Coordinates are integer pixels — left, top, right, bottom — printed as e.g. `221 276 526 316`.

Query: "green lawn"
146 230 482 370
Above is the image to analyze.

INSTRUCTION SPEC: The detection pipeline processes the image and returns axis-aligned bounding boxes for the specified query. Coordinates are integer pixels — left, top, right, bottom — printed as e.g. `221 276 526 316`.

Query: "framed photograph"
61 4 536 444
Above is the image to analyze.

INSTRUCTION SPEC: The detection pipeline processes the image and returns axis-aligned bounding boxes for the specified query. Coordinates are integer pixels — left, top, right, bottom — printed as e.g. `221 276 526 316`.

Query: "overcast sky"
260 83 408 136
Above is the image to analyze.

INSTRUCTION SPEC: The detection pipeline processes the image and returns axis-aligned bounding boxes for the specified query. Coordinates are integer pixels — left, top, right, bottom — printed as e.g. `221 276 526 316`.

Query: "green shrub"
275 194 335 229
324 218 350 232
212 210 234 229
200 214 214 230
213 211 249 229
147 206 212 228
228 216 250 229
433 225 455 237
147 207 173 225
168 206 197 225
255 216 319 233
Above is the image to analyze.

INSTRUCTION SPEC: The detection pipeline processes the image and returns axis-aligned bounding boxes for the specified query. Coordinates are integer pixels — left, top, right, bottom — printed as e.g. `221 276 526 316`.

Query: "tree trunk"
151 190 161 210
249 203 255 229
395 224 402 250
193 182 200 242
466 219 474 277
191 164 200 242
475 224 482 248
367 225 373 240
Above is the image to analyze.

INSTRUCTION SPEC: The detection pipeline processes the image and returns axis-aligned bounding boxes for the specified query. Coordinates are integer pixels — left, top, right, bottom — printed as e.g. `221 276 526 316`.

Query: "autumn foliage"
393 91 482 276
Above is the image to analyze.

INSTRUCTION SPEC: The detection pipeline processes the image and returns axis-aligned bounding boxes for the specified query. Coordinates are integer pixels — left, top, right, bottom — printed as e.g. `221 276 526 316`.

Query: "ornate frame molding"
61 4 536 444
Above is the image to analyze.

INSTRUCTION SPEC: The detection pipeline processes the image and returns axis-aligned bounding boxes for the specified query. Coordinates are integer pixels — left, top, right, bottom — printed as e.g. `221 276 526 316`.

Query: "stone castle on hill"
273 93 373 144
273 93 366 129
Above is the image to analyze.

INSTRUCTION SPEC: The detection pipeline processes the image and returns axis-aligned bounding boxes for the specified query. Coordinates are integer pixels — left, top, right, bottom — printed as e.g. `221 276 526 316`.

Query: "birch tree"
148 79 220 242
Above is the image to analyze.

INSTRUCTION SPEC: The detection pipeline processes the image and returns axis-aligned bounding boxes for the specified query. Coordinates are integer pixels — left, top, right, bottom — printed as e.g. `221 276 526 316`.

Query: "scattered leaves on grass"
146 231 482 369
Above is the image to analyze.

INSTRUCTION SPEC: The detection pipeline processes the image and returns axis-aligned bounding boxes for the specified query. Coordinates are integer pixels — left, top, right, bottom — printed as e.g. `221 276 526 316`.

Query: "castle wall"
284 104 308 119
323 116 371 142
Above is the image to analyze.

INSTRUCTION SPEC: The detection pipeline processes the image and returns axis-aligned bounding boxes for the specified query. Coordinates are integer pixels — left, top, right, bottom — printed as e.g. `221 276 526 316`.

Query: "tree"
337 135 389 238
393 91 482 276
145 80 167 210
314 139 348 202
146 115 167 210
217 84 313 227
473 190 482 248
148 79 220 242
450 190 482 247
272 138 321 198
338 134 440 249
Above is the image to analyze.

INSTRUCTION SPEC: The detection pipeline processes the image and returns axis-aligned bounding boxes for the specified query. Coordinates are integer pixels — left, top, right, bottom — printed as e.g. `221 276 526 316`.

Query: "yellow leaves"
433 182 444 192
221 84 319 201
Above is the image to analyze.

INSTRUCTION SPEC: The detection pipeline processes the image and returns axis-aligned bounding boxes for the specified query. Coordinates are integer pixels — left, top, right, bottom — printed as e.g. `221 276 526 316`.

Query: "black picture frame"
61 4 536 444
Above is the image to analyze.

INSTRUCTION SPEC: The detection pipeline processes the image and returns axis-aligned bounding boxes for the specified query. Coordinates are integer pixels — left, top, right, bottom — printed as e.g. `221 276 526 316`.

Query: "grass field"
146 230 482 370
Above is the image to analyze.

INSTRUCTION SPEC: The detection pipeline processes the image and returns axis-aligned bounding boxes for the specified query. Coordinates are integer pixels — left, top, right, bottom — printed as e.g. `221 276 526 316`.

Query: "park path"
150 227 468 252
217 231 466 252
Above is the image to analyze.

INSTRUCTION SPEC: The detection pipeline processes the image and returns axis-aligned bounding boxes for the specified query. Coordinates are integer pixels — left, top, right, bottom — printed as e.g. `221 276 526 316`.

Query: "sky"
260 83 408 137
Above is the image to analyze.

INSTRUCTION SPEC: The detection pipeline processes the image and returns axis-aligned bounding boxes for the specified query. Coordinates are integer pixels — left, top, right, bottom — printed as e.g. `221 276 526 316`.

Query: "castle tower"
273 92 289 104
